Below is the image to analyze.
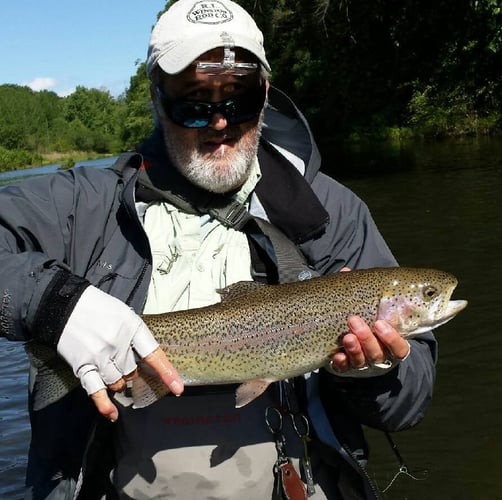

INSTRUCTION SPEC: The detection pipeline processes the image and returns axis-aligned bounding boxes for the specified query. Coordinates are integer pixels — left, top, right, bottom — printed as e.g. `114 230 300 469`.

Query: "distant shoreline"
16 152 116 173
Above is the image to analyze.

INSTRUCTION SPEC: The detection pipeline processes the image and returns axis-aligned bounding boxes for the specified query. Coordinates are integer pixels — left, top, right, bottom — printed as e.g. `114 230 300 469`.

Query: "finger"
90 388 119 422
79 368 119 421
131 322 160 358
347 316 384 364
374 320 411 360
340 267 351 272
341 332 366 369
79 365 106 395
108 378 126 393
107 366 139 393
329 351 350 372
100 361 124 386
120 347 138 377
123 368 138 381
100 347 137 389
143 347 184 395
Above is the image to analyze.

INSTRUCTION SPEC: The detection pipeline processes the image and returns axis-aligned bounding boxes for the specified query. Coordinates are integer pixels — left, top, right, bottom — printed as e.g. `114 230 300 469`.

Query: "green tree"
0 85 63 151
238 0 501 140
121 62 155 150
63 86 123 152
120 4 168 149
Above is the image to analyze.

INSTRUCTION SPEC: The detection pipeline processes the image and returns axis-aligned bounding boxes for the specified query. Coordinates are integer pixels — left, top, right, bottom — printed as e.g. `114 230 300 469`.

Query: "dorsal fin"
217 281 266 302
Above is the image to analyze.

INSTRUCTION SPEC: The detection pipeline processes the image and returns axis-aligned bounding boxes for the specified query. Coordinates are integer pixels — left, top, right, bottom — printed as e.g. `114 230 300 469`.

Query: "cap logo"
187 1 233 24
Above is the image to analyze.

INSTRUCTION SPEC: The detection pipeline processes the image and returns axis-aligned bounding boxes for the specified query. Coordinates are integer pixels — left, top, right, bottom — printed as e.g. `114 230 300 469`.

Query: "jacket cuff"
30 270 91 347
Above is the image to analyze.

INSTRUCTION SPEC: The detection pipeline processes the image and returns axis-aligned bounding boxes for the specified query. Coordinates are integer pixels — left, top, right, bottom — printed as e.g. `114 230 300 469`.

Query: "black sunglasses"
155 83 267 129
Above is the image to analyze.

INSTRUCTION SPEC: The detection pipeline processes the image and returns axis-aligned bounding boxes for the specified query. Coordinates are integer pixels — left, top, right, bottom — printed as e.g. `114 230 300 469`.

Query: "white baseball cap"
146 0 271 75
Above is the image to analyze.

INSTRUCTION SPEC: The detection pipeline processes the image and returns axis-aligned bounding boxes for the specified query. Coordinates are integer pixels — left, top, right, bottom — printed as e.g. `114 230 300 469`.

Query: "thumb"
143 347 184 396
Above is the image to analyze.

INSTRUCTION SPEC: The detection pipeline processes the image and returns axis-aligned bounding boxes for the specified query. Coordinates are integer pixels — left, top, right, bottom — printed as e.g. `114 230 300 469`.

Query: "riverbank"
3 124 501 175
36 151 115 170
0 148 117 174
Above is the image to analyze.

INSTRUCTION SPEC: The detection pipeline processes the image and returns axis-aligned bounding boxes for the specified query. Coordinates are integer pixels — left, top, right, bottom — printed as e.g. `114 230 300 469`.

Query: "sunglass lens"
160 85 266 128
170 102 210 128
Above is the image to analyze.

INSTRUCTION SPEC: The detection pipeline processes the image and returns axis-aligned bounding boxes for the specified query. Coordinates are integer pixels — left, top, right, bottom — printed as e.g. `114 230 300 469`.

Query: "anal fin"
235 379 273 408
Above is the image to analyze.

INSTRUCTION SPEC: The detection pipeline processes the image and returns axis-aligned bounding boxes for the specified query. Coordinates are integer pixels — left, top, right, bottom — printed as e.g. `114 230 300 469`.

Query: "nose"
209 112 228 130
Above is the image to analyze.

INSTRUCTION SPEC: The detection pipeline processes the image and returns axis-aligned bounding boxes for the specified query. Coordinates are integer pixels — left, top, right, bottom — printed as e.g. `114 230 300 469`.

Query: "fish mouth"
406 299 468 337
431 299 468 329
444 299 468 319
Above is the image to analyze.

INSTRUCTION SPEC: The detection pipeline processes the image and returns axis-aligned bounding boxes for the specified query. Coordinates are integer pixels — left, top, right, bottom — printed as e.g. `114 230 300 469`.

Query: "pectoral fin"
235 379 273 408
131 366 170 409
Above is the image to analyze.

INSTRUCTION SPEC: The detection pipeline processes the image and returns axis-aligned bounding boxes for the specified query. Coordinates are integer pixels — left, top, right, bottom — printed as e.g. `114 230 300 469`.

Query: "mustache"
199 127 241 142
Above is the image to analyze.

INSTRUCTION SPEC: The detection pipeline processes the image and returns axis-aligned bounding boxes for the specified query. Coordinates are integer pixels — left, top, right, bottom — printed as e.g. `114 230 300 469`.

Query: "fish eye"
423 286 438 300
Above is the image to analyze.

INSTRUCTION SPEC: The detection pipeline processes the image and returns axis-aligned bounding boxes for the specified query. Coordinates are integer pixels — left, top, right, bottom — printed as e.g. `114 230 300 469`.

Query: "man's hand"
90 347 182 421
330 315 411 374
329 267 410 375
57 286 184 421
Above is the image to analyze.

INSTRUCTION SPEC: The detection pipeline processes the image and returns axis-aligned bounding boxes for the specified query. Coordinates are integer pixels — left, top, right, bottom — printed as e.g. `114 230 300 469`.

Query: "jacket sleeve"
0 169 116 344
305 171 437 431
320 334 437 431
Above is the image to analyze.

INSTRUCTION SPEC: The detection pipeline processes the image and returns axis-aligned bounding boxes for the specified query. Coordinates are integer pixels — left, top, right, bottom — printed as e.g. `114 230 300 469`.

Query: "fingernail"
170 380 184 395
348 316 365 331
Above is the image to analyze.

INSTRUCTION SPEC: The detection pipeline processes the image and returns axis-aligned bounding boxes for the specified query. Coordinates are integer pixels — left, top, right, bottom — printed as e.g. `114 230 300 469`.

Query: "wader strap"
205 200 251 231
119 154 319 284
132 159 252 231
245 217 318 284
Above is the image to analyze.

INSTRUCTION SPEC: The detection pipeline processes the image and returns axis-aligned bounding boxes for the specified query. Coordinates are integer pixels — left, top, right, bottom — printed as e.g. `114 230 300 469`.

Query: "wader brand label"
187 1 233 24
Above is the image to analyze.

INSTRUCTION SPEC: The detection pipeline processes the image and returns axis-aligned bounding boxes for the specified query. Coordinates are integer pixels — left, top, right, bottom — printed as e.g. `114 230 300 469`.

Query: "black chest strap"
113 149 322 284
243 217 319 284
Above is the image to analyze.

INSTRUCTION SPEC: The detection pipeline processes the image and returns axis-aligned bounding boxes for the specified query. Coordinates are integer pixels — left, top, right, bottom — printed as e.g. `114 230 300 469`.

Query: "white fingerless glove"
57 285 159 395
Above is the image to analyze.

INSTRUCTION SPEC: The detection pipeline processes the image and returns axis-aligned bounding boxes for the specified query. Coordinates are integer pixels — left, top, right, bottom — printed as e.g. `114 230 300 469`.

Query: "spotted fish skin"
135 267 467 408
27 267 467 410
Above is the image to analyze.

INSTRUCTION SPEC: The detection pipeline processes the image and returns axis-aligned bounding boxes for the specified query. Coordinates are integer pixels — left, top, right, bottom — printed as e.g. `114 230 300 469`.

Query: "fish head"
376 268 468 337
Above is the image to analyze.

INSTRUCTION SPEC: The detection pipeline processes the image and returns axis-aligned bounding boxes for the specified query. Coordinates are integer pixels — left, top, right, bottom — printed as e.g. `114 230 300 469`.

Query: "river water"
0 138 500 499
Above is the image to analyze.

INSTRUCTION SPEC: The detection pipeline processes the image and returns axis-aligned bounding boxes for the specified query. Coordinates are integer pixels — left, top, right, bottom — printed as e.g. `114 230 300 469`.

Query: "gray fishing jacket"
0 87 436 499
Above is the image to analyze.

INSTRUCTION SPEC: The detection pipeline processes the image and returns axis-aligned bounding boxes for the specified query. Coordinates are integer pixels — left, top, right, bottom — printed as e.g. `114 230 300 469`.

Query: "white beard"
160 113 263 194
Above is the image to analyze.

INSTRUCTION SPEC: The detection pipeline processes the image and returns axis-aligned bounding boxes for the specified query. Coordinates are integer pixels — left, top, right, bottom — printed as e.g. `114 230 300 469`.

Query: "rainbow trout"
27 267 467 410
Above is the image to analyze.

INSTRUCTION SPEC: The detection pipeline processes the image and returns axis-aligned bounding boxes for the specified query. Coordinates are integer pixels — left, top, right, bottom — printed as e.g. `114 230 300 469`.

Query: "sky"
0 1 168 97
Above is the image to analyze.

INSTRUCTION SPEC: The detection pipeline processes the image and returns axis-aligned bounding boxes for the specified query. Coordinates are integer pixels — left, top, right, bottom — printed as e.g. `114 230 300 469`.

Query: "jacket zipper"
342 442 381 500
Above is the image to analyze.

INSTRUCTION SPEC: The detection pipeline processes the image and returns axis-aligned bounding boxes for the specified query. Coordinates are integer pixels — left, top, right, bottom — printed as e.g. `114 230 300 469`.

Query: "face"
153 48 268 194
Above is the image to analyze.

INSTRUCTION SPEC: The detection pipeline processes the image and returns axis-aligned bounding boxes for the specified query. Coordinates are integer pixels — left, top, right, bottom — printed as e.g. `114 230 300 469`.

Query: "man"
0 0 436 498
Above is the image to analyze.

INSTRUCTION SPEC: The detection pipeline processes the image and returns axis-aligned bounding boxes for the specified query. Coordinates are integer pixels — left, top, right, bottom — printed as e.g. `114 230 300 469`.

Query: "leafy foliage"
0 84 126 159
0 0 500 171
0 146 41 171
120 62 155 151
239 0 501 143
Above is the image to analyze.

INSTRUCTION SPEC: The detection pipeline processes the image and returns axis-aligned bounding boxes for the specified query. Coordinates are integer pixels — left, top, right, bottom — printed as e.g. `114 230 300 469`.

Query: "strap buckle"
207 200 250 230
